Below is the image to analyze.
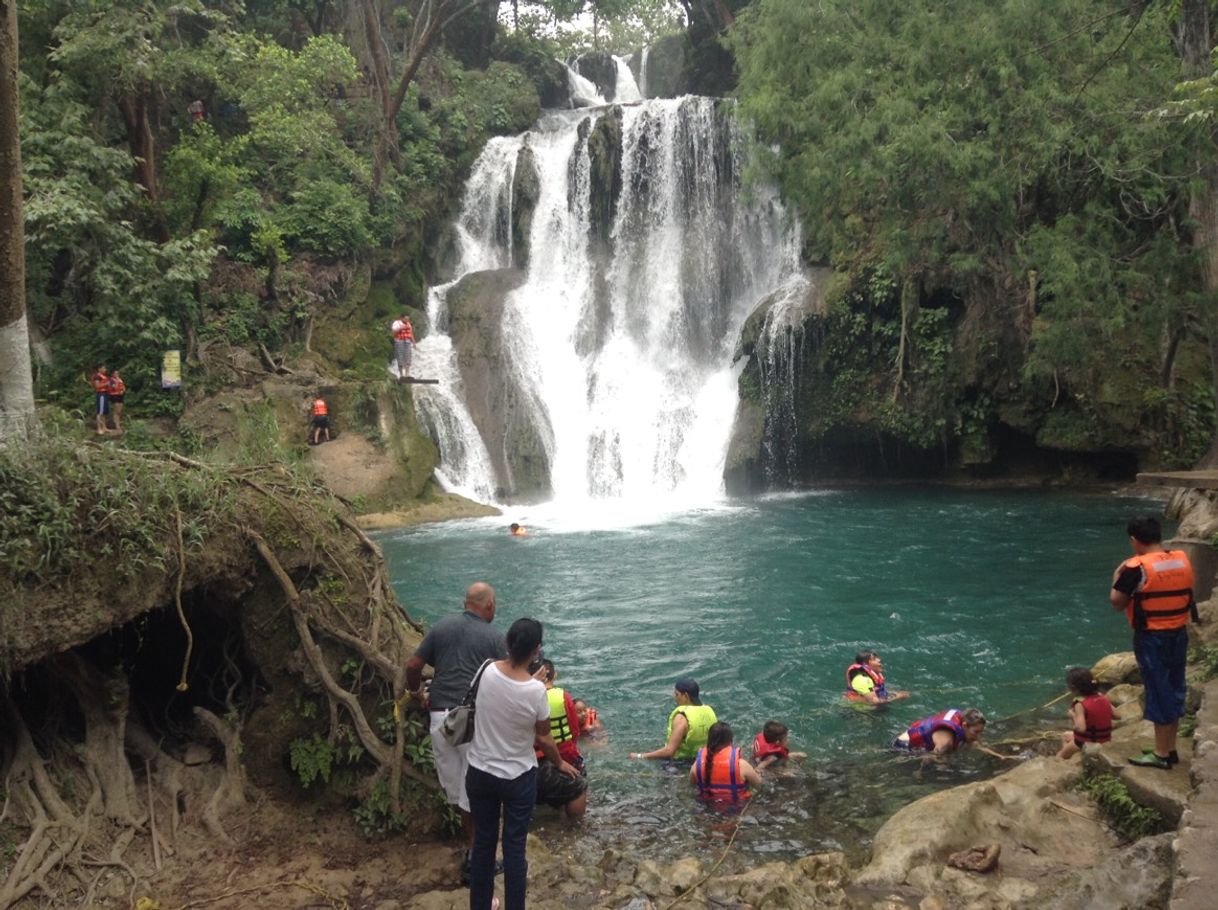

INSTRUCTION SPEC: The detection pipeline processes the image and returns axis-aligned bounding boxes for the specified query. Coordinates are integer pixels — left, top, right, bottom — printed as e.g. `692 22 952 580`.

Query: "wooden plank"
1136 470 1218 490
397 377 439 385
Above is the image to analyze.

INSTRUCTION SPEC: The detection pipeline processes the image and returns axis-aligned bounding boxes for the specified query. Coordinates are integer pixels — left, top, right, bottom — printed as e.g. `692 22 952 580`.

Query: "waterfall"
414 88 804 509
755 276 819 487
639 46 651 99
613 55 642 103
565 63 605 107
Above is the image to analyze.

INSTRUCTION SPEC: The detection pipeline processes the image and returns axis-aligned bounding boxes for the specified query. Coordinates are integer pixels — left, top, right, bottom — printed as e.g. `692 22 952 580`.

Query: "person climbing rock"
309 394 331 445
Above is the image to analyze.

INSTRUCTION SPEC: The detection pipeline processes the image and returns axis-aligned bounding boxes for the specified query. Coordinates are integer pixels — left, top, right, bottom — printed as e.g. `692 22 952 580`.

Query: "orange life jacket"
692 745 750 801
312 399 328 417
751 732 789 763
1122 550 1195 632
393 319 414 342
108 375 125 395
91 372 109 393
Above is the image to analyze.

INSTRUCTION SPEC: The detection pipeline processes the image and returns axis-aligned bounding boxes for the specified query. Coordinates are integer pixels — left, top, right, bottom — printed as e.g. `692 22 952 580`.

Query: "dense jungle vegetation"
731 0 1218 474
2 0 1217 476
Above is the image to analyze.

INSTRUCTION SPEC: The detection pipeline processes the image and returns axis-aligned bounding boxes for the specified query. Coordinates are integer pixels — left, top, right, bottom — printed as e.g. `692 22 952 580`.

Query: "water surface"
381 488 1155 865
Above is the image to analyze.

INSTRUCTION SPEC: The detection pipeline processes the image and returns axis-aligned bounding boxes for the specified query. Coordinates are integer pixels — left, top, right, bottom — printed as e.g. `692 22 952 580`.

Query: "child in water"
751 720 808 771
1057 667 1114 760
573 699 604 736
690 722 762 802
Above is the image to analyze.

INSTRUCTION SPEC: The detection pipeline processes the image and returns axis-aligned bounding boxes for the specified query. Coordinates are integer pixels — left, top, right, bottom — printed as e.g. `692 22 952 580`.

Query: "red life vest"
752 732 789 763
845 663 888 700
108 375 125 395
1073 694 1113 745
693 746 750 801
1121 551 1195 632
312 399 328 416
905 709 966 751
91 372 109 394
392 319 414 342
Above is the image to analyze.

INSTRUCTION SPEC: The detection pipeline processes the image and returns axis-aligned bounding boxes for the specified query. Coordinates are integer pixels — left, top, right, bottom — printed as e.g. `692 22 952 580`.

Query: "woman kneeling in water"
689 722 762 803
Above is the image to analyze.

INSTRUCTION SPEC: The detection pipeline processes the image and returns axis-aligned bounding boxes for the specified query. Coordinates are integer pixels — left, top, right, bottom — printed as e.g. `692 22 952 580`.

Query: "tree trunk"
1175 0 1218 466
0 0 37 444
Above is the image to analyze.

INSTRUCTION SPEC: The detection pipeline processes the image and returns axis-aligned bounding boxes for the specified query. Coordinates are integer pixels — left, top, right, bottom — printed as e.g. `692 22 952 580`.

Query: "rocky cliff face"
445 267 553 501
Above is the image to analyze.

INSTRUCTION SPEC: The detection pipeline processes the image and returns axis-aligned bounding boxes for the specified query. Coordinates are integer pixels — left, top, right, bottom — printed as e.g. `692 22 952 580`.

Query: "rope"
172 507 193 692
151 878 351 910
659 797 752 910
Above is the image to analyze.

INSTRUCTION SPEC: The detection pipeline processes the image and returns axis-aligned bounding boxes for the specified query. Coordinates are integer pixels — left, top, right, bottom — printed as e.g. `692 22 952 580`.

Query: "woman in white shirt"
465 617 578 910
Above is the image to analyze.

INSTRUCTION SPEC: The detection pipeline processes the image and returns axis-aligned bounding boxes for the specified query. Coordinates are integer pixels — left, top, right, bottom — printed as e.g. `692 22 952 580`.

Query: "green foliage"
352 778 410 837
1192 644 1218 682
1078 772 1165 841
0 430 236 590
288 733 335 788
732 0 1211 463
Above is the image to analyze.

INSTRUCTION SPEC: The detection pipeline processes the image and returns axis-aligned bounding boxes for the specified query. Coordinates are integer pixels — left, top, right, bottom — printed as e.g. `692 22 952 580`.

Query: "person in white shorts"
406 582 506 884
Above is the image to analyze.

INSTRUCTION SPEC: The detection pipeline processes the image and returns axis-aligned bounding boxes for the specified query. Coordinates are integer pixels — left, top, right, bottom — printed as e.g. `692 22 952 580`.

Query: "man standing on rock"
1110 515 1198 770
406 581 507 883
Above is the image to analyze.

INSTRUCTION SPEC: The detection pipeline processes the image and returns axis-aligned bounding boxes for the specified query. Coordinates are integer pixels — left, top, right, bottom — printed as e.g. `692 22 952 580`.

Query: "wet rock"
1038 832 1174 910
445 268 552 501
511 146 540 271
1092 652 1141 686
1105 683 1142 707
1114 698 1145 724
856 756 1112 904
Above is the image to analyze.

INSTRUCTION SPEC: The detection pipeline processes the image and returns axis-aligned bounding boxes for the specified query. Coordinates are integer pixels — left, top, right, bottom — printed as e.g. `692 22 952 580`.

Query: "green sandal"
1129 752 1172 770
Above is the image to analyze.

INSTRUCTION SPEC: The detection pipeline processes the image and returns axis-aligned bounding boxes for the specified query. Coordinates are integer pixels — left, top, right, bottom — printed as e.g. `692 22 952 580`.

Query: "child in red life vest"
690 722 762 802
751 720 809 771
1058 667 1114 760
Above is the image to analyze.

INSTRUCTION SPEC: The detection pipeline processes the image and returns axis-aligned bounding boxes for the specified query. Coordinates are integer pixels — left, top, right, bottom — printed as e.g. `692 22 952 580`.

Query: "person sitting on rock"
751 720 808 771
894 707 1014 763
1057 667 1113 760
690 722 761 803
629 677 717 764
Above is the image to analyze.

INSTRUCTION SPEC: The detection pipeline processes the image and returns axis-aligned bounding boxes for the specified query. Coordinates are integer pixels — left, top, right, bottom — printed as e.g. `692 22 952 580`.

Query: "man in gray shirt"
406 581 506 880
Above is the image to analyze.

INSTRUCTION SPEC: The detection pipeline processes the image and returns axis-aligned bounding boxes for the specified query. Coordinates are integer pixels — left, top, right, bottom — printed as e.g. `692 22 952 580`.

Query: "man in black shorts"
535 755 587 818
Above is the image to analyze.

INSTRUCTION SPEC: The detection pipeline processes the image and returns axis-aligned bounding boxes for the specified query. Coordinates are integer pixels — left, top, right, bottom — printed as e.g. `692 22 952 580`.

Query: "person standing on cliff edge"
406 582 507 884
1111 515 1199 770
391 314 414 380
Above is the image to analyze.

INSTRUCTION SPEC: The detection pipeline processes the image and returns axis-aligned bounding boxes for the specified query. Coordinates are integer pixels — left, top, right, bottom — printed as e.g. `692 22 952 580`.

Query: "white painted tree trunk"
0 313 36 442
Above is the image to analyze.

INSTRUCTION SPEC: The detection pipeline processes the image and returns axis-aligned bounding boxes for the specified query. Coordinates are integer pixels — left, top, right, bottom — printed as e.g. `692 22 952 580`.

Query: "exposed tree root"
3 452 435 908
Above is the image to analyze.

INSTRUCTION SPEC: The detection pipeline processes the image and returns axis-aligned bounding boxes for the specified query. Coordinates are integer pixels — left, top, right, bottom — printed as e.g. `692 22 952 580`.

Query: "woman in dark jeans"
465 618 578 910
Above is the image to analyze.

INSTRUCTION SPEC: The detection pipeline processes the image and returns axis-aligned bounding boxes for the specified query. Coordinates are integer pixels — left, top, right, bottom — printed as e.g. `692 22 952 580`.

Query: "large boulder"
445 268 553 501
855 757 1123 903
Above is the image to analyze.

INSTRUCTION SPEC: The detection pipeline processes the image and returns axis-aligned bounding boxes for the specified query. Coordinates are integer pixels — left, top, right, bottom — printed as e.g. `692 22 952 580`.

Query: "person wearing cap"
629 677 717 762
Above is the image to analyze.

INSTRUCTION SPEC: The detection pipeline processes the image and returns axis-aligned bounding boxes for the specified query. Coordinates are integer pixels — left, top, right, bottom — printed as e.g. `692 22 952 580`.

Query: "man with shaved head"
406 582 507 883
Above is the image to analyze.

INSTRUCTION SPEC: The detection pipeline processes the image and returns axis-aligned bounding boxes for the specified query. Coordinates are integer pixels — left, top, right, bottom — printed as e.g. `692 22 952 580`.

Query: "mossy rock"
512 145 541 270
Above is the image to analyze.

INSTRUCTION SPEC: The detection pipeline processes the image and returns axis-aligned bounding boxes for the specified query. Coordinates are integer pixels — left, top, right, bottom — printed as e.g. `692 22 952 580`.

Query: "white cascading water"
413 86 806 511
638 46 651 99
564 63 605 107
612 55 642 103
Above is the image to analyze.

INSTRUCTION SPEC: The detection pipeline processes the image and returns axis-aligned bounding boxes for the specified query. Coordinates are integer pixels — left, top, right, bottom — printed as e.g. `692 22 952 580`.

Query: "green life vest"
666 704 717 760
548 687 573 743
